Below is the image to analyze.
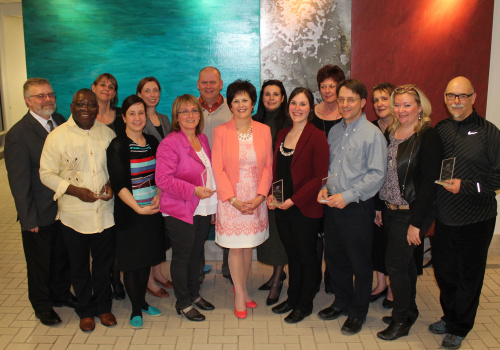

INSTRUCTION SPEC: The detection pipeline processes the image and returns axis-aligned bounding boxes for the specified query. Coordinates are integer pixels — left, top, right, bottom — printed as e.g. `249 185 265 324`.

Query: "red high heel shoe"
235 308 247 319
233 287 257 308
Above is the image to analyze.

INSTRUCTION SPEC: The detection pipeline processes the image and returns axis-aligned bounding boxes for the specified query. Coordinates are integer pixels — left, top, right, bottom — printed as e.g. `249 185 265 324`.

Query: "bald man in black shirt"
431 76 500 350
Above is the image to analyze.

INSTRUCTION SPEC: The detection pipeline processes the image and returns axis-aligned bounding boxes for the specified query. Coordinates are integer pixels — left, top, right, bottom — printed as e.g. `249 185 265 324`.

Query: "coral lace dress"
215 133 269 248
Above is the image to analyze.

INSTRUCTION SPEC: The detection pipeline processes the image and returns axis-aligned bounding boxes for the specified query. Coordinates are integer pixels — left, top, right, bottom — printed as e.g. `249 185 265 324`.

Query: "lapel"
25 111 50 141
179 130 203 165
291 122 313 168
145 117 162 141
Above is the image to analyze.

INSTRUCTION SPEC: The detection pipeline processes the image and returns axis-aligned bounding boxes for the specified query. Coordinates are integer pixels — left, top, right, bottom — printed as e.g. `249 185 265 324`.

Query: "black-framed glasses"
445 93 474 101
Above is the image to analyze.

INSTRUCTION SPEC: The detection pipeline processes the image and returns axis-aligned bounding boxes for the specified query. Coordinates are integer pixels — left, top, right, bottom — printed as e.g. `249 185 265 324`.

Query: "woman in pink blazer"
212 80 273 319
156 95 217 322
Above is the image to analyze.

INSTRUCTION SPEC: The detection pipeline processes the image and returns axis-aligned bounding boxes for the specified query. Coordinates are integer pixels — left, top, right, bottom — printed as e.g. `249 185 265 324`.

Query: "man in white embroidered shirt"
40 88 117 332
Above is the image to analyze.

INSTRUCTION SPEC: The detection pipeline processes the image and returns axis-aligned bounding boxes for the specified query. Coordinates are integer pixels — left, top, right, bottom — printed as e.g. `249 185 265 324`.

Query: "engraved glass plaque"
270 179 284 206
435 157 456 186
320 175 336 203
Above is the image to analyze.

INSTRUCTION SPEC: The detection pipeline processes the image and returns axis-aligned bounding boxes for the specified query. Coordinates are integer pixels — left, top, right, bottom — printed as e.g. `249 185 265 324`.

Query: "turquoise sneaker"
130 315 143 329
142 305 162 317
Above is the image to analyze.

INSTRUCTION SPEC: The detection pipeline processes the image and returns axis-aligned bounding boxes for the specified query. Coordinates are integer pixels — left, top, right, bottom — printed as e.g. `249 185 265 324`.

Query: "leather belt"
385 202 410 210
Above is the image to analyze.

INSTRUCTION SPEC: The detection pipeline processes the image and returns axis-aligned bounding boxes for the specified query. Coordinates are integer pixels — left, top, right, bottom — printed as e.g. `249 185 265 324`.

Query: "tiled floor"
1 158 500 350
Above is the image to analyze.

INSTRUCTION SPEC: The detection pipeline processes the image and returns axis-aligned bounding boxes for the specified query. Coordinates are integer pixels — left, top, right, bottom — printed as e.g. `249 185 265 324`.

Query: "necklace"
279 142 294 156
237 124 253 141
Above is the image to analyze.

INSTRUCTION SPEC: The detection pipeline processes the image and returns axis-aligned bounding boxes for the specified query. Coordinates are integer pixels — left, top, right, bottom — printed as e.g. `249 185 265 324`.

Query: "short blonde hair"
171 94 204 135
388 84 432 134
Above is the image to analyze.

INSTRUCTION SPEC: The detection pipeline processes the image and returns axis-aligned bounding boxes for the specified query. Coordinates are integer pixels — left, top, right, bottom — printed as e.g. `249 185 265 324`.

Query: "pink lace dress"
215 134 269 248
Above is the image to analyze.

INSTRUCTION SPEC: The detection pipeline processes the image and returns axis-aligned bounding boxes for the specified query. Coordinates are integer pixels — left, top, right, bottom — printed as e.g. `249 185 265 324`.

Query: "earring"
419 112 422 120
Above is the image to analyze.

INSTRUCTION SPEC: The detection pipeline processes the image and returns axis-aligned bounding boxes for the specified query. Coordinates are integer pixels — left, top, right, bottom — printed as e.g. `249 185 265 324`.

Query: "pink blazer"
212 118 273 202
155 130 211 224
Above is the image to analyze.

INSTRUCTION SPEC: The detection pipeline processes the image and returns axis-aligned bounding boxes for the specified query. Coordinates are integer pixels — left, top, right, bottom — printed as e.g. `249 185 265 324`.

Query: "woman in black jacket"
376 85 442 340
107 95 165 329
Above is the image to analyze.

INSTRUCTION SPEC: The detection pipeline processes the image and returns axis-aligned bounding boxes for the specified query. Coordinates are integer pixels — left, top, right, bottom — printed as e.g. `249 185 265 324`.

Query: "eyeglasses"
29 92 56 100
337 97 360 104
74 102 98 109
178 109 200 116
445 93 474 101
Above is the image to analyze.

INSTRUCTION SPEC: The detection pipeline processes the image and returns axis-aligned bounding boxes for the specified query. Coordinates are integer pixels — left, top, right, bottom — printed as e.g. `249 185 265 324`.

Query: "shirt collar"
342 113 366 130
200 94 224 113
30 110 56 131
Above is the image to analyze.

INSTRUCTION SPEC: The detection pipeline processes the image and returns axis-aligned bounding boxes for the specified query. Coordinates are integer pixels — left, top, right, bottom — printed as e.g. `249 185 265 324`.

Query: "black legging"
123 266 150 317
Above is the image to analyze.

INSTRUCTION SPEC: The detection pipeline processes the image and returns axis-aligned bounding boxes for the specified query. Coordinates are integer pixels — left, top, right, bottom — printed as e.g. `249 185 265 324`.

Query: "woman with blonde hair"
377 85 442 340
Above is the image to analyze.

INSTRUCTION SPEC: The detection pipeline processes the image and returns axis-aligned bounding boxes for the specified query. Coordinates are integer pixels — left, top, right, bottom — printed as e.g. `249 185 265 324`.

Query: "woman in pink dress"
212 80 273 319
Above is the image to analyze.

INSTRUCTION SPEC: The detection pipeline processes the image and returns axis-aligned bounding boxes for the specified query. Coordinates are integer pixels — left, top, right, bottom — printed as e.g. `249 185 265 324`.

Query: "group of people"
5 65 499 350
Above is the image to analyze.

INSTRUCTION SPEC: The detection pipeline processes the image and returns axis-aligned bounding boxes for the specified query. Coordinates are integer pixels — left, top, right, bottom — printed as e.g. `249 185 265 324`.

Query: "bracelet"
229 197 236 205
258 194 266 200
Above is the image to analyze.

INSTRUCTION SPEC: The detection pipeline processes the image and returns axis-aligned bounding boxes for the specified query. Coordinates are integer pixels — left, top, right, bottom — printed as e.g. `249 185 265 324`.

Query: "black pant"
61 224 115 318
123 266 150 317
21 221 72 312
384 208 419 322
275 206 321 314
434 218 495 337
165 215 211 309
324 199 374 319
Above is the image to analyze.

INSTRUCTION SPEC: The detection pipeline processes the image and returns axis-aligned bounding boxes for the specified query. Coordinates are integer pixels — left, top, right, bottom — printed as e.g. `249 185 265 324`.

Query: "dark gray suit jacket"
5 111 66 231
142 112 171 142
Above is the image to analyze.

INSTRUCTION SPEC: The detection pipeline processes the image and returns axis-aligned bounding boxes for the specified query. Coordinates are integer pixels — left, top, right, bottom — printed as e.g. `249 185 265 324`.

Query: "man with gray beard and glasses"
5 78 75 326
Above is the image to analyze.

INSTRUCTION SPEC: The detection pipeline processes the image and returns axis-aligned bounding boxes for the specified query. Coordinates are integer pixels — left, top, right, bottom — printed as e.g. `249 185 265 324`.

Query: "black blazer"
107 133 159 229
5 111 66 231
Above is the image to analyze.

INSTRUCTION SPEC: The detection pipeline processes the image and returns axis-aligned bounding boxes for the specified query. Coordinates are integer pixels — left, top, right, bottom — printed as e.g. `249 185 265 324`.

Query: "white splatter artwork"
261 0 351 102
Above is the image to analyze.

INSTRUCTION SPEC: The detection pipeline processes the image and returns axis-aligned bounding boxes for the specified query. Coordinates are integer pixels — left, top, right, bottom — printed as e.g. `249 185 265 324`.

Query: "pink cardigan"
155 130 211 224
212 118 273 202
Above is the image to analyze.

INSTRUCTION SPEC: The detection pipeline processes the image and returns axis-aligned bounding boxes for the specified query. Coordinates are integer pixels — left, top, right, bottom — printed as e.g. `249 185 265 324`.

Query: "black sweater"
436 109 500 226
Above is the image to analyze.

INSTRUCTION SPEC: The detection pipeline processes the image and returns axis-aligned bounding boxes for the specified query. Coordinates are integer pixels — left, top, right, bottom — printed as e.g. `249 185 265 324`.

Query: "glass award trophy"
201 168 216 192
270 179 284 206
94 177 108 199
435 157 456 186
320 175 335 203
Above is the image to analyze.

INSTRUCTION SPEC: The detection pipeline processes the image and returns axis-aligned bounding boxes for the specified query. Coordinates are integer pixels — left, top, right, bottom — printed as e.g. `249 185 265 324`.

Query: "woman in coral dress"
212 79 273 319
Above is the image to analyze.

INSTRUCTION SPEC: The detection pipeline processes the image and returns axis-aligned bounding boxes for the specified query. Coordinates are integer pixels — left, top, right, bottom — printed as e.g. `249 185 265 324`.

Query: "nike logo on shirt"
468 131 478 135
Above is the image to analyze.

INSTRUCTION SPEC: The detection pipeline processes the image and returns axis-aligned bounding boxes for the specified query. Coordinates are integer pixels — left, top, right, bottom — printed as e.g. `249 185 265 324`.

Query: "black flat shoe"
192 297 215 311
53 294 77 308
284 309 311 324
272 301 293 314
382 297 394 308
317 305 346 320
325 283 334 294
266 282 283 306
341 317 365 335
377 318 412 341
175 304 205 321
370 287 388 302
35 309 62 326
112 282 126 300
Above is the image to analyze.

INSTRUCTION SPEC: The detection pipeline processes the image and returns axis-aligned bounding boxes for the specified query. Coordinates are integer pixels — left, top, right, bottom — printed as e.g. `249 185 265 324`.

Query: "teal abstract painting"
23 0 260 118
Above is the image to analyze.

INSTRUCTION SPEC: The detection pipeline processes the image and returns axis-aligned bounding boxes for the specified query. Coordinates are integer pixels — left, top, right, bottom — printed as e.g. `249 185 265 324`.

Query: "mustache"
451 103 464 108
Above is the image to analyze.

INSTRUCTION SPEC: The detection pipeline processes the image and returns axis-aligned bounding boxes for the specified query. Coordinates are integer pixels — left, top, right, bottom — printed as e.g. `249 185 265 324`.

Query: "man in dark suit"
5 78 76 326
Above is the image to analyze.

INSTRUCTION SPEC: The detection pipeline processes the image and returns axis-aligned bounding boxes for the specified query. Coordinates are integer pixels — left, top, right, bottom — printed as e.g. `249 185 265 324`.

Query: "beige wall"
0 2 27 132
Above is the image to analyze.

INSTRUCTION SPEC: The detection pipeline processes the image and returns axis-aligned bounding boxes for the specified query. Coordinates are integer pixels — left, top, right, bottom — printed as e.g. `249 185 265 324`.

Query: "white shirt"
30 111 58 133
40 116 116 234
194 148 217 216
